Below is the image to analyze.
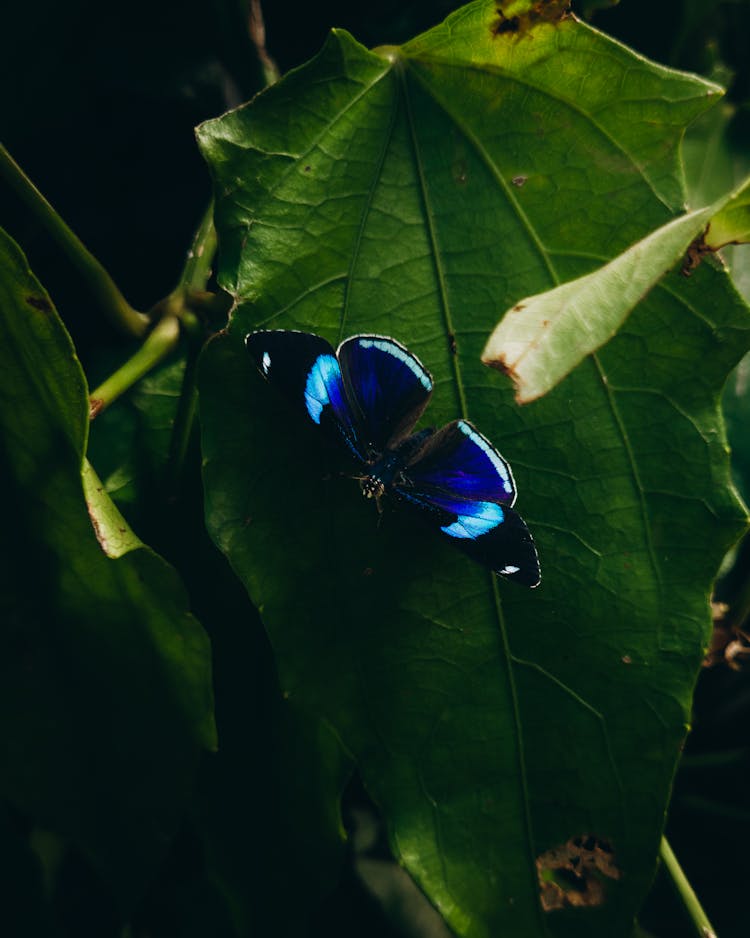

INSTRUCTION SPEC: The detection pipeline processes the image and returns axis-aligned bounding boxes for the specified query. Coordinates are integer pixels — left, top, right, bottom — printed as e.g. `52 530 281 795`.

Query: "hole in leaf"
537 833 621 911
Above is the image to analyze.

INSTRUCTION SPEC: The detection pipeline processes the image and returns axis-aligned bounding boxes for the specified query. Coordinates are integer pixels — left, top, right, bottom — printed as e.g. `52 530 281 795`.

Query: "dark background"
3 1 750 935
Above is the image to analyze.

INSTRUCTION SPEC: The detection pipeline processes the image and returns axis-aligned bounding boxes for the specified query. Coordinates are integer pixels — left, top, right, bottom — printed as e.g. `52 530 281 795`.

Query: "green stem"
248 0 281 86
164 311 202 499
176 201 217 294
89 314 181 419
161 204 218 493
0 144 150 338
660 836 717 938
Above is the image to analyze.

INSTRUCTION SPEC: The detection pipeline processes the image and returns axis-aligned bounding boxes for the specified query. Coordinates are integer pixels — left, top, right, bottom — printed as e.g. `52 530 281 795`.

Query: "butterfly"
245 330 540 587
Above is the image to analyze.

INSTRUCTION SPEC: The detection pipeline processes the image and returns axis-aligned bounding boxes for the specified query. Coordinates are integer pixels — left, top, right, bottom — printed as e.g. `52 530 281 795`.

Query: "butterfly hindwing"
337 335 433 454
246 330 365 462
394 485 540 587
394 420 540 586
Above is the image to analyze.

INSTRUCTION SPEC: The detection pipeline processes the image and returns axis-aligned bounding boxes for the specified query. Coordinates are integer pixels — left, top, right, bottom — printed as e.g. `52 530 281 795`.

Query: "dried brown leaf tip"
537 834 621 911
704 600 750 671
491 0 571 37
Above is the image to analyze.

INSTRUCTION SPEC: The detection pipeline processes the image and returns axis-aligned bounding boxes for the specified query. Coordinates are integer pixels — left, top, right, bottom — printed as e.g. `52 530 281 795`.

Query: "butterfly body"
358 427 433 503
246 329 540 587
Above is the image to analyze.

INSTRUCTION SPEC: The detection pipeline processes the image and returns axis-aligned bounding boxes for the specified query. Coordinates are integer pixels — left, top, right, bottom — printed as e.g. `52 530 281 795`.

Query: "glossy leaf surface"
197 3 750 934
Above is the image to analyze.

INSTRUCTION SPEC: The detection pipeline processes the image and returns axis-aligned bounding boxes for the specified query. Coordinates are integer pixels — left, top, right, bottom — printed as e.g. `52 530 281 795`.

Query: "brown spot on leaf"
26 295 52 312
86 503 110 554
492 1 571 38
512 175 527 187
89 398 105 420
621 654 632 665
681 231 712 276
513 303 526 312
484 356 516 379
537 834 621 911
447 332 458 355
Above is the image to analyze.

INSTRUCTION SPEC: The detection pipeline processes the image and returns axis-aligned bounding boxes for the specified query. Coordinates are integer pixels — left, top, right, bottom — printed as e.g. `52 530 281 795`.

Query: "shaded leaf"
198 3 750 935
0 227 215 904
192 576 350 936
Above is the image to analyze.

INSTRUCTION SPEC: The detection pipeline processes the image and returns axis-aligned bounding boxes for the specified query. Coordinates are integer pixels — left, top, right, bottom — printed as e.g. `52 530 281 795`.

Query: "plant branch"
164 328 201 500
248 0 280 86
0 144 150 338
660 837 717 938
175 201 218 295
89 314 181 419
162 202 219 494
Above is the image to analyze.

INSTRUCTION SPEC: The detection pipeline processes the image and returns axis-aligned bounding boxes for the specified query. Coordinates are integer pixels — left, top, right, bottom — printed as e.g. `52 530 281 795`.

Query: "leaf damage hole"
537 834 621 911
491 1 571 38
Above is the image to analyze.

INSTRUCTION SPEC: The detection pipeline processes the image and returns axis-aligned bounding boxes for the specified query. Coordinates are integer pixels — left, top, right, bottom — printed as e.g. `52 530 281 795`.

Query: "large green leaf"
197 2 750 935
0 227 215 903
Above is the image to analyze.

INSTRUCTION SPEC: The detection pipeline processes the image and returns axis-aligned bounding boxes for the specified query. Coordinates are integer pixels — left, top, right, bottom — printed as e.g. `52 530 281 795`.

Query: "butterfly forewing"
246 330 366 463
405 420 517 504
337 335 433 453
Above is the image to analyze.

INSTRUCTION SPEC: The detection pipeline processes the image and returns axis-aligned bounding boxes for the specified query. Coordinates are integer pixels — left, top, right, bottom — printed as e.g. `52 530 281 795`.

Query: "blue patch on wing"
440 500 505 539
305 354 341 424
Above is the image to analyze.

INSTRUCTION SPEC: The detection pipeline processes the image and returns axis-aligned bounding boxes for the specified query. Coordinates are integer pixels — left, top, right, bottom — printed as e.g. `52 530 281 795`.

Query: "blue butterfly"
246 330 540 587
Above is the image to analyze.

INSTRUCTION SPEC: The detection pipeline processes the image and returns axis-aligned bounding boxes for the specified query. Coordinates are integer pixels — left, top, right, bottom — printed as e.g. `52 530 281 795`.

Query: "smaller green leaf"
706 178 750 249
481 206 714 402
483 168 750 403
81 458 142 558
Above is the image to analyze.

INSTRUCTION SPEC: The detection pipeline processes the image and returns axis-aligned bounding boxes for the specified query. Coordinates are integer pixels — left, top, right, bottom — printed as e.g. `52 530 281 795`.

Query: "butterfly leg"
375 492 386 526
